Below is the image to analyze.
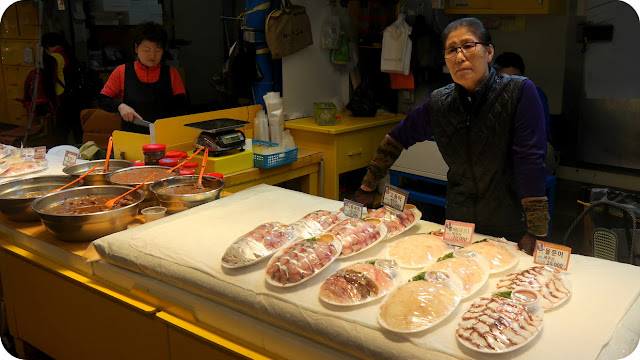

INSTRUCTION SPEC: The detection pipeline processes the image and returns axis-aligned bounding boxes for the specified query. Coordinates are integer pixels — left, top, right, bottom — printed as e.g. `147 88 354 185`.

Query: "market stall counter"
2 184 640 359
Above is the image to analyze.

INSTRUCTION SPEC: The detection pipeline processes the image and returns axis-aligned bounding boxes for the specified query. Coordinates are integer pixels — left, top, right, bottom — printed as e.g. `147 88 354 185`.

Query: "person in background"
41 32 82 144
99 22 187 134
493 51 558 175
353 17 549 255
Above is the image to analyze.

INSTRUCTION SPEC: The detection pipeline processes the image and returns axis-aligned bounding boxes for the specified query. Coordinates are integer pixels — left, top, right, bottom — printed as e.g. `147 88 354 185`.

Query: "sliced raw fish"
465 239 518 273
323 218 387 257
378 270 463 332
456 296 543 352
319 260 399 305
364 204 421 238
221 222 297 268
424 250 490 298
496 266 571 310
386 234 450 268
291 210 345 239
266 234 341 287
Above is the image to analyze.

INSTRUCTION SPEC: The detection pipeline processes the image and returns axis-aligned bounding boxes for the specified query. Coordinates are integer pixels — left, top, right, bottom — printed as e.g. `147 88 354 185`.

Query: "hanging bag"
265 0 313 59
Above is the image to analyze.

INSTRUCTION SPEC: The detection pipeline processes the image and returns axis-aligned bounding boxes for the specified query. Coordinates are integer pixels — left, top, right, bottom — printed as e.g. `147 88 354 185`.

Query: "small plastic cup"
141 206 167 223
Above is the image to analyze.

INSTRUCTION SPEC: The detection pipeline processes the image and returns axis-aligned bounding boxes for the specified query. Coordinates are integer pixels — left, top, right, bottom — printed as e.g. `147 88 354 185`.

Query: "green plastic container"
313 102 337 126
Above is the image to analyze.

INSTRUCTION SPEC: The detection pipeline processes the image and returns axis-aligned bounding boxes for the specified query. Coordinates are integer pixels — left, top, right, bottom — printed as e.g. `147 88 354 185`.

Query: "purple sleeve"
513 80 547 198
388 97 433 148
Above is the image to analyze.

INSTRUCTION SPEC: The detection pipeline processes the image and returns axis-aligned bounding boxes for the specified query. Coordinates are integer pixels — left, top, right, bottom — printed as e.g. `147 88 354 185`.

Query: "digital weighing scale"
185 118 249 157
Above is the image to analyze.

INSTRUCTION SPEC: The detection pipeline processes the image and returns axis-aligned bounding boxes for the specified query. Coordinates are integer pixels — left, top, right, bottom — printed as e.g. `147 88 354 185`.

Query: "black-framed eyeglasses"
443 42 490 59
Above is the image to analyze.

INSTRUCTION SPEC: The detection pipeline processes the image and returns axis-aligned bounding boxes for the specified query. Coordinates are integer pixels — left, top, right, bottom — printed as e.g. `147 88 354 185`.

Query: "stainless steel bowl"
0 175 85 221
63 159 134 186
30 185 145 242
106 166 179 208
150 175 225 214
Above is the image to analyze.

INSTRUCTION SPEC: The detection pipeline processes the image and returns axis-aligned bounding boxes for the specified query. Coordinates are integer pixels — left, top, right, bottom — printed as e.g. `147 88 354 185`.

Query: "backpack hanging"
265 0 313 59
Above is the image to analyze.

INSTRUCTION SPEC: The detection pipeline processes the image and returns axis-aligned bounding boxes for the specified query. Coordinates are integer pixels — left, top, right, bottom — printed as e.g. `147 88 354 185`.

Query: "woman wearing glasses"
354 17 548 255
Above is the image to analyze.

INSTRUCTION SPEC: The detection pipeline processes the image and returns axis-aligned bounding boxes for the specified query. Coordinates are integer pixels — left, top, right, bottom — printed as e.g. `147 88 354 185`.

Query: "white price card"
443 220 475 246
533 241 571 271
343 199 364 218
34 146 47 160
63 150 78 166
382 185 408 213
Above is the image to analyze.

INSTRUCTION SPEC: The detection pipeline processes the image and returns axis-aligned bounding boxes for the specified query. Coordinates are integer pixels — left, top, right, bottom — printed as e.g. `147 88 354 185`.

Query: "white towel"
381 14 412 75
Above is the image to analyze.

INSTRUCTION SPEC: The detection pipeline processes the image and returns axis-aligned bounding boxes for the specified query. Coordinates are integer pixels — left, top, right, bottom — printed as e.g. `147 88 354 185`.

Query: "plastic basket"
313 102 337 126
252 140 298 169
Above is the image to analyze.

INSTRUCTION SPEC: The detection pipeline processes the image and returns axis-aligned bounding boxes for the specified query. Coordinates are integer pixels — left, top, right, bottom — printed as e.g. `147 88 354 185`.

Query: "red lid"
204 172 224 179
133 161 146 166
179 169 195 175
142 143 166 152
158 158 179 167
165 150 188 159
182 161 198 169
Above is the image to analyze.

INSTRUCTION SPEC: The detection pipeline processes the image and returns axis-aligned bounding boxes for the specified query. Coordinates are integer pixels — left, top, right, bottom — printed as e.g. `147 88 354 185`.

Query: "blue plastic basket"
252 140 298 168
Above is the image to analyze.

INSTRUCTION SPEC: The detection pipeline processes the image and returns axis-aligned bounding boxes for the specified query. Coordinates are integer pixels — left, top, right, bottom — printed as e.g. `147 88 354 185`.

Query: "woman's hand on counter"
352 186 376 208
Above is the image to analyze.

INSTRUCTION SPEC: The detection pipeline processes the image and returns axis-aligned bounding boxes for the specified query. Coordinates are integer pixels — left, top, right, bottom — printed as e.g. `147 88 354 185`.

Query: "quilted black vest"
429 68 527 236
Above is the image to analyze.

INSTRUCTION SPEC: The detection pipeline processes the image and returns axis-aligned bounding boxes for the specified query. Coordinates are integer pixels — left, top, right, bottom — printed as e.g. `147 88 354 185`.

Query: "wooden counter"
285 113 403 200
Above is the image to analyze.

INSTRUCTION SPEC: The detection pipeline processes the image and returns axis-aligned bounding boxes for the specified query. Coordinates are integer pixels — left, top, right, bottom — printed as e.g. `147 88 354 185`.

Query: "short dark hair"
133 22 168 48
41 32 68 49
493 52 526 74
441 17 492 47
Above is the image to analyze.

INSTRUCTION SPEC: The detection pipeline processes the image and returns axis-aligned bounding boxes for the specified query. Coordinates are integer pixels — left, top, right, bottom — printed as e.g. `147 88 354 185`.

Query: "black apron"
122 62 173 134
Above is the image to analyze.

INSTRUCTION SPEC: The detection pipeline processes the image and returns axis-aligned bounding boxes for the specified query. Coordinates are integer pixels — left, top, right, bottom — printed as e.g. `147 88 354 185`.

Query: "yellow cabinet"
285 113 403 200
0 4 19 39
445 0 566 14
0 39 37 66
3 65 33 125
16 1 39 39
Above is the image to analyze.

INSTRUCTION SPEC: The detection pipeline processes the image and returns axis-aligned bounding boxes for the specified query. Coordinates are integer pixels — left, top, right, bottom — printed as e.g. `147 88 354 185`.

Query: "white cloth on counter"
93 184 640 360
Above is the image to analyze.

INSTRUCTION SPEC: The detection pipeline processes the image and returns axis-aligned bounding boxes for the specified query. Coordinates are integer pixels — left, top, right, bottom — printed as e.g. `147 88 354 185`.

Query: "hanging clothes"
380 14 412 75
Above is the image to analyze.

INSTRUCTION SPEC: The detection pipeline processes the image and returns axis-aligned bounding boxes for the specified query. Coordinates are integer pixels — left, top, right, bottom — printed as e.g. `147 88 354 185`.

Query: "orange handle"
197 148 209 186
104 136 113 172
105 172 157 207
167 146 204 173
50 163 100 193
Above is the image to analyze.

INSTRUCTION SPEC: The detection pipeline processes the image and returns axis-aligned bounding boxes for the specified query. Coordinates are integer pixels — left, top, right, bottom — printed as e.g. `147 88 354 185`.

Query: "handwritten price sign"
382 185 408 213
533 241 571 271
443 220 475 246
343 199 364 218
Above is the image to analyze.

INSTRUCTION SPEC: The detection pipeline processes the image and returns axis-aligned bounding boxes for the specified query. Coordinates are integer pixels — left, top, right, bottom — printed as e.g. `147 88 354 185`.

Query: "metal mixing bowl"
150 175 225 214
30 185 145 242
106 166 179 209
0 175 85 221
63 159 134 186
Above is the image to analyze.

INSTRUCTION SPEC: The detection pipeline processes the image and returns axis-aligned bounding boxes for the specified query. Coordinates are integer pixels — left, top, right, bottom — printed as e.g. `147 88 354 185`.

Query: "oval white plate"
47 145 79 158
456 296 544 354
265 234 342 288
319 259 401 306
221 222 298 269
366 204 422 239
378 269 463 333
332 218 388 258
496 266 572 311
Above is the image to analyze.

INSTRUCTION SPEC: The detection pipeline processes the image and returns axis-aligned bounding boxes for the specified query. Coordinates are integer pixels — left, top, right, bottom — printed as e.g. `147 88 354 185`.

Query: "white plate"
319 259 401 306
385 233 452 269
221 222 299 269
265 234 342 287
47 145 79 158
495 266 572 311
329 218 388 258
465 239 520 274
365 204 422 239
424 250 490 299
378 269 463 333
456 296 544 353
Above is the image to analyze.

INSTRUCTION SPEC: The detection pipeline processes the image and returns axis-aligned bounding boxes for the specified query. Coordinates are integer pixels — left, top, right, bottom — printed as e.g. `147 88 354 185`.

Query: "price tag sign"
343 199 364 218
382 185 408 213
443 220 475 246
63 150 78 166
34 146 47 160
533 241 571 271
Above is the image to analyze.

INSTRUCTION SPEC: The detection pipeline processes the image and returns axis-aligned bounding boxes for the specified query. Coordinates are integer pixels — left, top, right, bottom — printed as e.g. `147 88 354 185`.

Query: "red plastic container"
182 161 198 169
158 158 179 167
204 172 224 179
165 150 188 159
179 169 195 175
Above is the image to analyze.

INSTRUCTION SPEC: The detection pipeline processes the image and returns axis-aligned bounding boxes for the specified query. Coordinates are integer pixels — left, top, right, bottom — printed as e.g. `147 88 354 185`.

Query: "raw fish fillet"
496 266 571 310
266 236 340 286
291 210 344 239
365 205 420 237
319 261 398 304
324 218 386 257
386 234 449 268
222 222 297 267
466 240 517 272
426 256 488 297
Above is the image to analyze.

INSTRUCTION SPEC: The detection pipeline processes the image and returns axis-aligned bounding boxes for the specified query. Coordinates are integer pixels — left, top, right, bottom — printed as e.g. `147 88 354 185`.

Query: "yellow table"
285 112 403 200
